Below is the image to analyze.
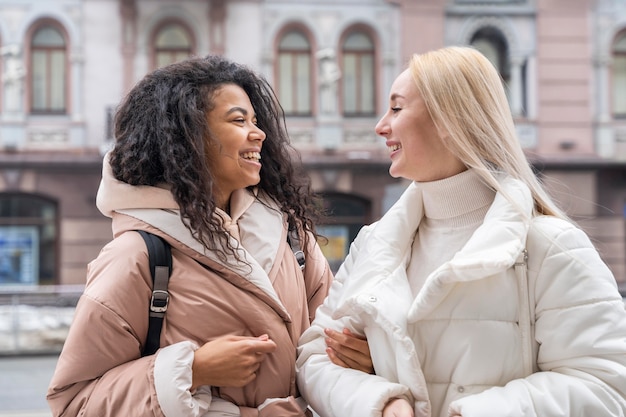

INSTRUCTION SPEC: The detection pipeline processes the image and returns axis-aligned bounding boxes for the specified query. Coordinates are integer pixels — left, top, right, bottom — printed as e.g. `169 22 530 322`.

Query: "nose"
375 113 389 137
251 124 266 142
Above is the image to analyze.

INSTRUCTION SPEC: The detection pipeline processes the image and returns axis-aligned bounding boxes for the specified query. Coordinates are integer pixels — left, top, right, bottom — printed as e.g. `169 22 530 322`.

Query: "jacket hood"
95 152 288 310
96 152 179 218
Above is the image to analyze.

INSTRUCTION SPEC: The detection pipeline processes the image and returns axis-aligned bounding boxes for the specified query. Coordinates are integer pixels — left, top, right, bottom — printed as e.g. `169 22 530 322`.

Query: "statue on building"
316 48 341 115
0 44 25 113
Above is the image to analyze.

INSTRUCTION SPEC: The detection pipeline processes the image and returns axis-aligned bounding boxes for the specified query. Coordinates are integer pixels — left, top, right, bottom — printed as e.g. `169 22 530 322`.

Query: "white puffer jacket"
296 175 626 417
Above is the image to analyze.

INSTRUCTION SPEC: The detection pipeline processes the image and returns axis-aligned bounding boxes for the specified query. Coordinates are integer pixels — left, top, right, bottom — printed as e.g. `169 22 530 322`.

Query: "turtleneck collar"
416 168 495 225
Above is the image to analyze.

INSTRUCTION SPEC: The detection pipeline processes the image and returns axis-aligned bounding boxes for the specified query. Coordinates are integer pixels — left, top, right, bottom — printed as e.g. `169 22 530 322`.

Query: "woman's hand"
324 328 374 374
191 334 277 390
382 398 414 417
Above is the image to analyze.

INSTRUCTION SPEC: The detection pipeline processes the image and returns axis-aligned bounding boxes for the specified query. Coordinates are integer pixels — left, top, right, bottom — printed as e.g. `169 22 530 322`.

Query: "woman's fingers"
325 328 374 374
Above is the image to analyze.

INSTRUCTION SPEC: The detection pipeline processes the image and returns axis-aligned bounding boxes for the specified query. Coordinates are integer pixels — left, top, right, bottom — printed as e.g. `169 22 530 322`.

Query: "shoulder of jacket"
100 229 150 257
529 215 578 238
527 215 592 254
88 230 152 289
84 231 153 317
354 222 377 243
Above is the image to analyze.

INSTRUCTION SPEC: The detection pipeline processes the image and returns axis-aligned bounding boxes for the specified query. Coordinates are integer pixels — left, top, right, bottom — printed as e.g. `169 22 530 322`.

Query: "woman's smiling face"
375 69 465 182
205 83 266 210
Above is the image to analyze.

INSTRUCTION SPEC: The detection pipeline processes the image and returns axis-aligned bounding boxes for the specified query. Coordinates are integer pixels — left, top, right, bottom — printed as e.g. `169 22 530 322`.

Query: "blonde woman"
297 46 626 417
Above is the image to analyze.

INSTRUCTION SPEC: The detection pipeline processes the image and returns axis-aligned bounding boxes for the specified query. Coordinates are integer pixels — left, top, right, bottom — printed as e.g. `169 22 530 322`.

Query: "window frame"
0 192 59 285
27 20 69 115
339 26 377 118
275 26 314 117
612 31 626 118
150 20 195 70
470 27 510 86
318 192 371 273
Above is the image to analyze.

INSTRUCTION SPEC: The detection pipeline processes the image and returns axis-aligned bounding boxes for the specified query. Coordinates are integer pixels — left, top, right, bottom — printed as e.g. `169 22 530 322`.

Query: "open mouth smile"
241 151 261 162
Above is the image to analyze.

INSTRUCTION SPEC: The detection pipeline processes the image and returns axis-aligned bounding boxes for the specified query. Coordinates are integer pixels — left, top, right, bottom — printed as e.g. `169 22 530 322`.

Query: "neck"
219 200 230 215
214 189 231 215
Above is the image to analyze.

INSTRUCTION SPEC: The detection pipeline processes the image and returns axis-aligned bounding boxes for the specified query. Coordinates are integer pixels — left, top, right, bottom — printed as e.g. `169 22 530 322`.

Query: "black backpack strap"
287 227 305 270
137 230 172 357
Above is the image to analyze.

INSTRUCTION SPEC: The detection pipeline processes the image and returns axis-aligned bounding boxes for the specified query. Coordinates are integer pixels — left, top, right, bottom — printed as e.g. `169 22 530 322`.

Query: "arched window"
30 25 67 114
0 194 57 285
153 22 193 69
277 30 312 116
613 32 626 118
342 31 375 116
471 27 510 87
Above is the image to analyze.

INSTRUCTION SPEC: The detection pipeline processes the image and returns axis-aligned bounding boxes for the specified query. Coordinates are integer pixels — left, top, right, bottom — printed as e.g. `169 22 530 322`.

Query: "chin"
388 166 403 179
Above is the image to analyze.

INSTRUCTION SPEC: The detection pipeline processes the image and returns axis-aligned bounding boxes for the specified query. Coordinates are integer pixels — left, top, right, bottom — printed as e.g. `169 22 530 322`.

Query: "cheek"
212 142 239 163
401 133 439 164
205 138 221 159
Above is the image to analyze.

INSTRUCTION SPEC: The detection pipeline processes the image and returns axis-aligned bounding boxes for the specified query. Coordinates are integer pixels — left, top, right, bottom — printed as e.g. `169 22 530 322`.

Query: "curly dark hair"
110 55 320 261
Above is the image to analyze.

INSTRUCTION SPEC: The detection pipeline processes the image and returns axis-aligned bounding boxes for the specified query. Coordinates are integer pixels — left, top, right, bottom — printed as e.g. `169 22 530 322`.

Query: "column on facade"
119 0 137 93
595 54 611 124
594 54 615 158
70 51 84 123
209 0 226 55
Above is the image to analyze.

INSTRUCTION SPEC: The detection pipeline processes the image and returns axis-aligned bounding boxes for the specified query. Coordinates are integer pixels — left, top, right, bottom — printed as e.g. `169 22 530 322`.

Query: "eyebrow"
390 93 405 100
225 106 249 116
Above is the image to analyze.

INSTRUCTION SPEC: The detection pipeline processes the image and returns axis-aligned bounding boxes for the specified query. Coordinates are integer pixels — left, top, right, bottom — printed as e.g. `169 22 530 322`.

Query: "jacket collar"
331 181 424 317
408 175 532 320
334 174 532 321
114 191 287 313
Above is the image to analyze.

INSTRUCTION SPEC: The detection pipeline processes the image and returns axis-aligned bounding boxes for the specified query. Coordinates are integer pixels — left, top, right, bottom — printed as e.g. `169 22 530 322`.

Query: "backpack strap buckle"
288 228 306 270
150 289 169 315
294 250 305 270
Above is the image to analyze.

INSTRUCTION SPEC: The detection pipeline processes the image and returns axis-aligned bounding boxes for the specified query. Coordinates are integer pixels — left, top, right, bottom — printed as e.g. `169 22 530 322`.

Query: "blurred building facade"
0 0 625 289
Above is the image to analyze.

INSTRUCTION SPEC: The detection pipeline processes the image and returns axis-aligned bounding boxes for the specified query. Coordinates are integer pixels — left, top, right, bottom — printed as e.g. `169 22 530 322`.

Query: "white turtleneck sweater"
406 169 496 296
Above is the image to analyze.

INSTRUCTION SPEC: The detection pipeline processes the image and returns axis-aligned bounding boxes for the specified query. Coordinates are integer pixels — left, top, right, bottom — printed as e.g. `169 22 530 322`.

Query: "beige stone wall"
536 0 595 157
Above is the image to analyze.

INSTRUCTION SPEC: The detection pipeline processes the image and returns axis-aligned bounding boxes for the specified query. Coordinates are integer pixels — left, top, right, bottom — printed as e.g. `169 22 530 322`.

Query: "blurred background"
1 0 626 414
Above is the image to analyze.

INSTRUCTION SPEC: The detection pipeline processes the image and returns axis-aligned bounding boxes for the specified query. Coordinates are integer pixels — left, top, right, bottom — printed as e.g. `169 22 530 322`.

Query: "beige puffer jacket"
47 157 332 417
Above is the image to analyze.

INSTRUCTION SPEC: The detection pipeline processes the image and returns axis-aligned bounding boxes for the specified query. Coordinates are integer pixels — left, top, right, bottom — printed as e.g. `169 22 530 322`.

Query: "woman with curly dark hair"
47 55 370 417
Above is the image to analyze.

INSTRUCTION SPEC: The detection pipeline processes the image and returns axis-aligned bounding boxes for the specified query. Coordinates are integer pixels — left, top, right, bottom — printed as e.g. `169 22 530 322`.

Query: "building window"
0 194 57 285
30 25 67 114
341 31 375 116
613 33 626 118
471 27 510 89
153 22 193 69
318 193 370 273
277 30 312 116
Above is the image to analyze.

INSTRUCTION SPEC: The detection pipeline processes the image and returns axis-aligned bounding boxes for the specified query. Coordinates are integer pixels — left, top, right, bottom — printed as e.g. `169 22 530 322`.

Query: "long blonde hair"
409 45 569 221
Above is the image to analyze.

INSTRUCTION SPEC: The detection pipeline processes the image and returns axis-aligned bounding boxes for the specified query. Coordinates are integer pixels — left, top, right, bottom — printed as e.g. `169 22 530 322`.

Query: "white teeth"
241 151 261 161
388 144 401 152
